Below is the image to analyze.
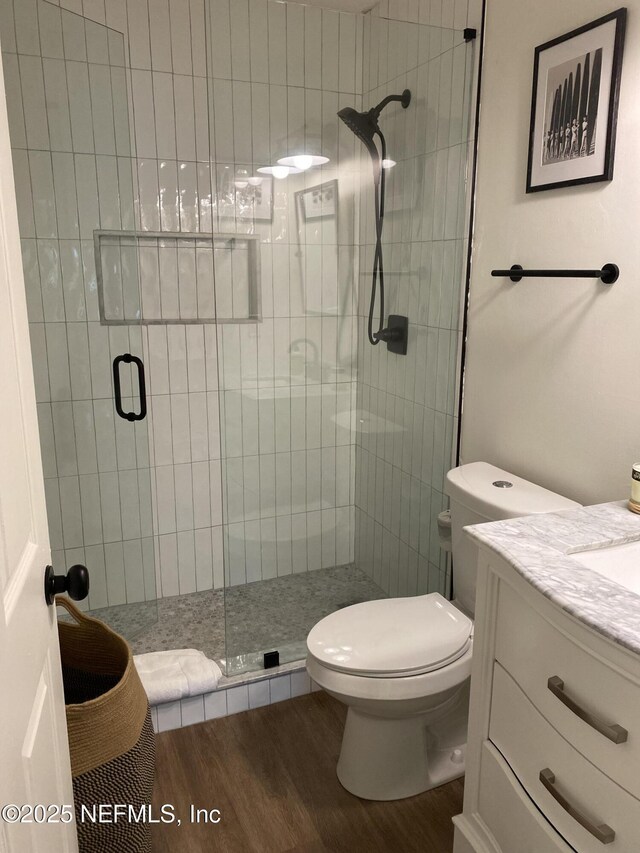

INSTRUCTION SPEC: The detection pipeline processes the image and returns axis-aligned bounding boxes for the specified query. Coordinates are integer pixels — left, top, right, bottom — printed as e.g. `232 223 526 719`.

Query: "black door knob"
44 564 90 606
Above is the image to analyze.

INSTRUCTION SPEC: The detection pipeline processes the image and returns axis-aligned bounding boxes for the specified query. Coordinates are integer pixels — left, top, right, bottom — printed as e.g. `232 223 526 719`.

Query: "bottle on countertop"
629 464 640 514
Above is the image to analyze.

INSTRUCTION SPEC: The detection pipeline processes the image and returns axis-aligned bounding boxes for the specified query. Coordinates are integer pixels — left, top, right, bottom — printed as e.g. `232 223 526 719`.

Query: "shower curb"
150 662 321 733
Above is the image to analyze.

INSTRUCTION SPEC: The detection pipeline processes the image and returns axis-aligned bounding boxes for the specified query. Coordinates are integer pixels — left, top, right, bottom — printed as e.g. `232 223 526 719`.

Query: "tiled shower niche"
96 231 261 324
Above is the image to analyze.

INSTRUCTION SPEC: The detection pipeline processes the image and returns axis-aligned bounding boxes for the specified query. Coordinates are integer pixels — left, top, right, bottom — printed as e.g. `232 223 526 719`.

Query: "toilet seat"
306 593 473 678
307 640 473 704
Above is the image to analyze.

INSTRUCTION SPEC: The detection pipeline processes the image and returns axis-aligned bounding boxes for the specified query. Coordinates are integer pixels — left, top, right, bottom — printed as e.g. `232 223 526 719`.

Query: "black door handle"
44 564 90 605
113 353 147 421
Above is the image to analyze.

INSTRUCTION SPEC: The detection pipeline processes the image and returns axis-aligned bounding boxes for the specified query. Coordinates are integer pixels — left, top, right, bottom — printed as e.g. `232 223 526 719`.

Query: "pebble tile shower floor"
88 565 386 675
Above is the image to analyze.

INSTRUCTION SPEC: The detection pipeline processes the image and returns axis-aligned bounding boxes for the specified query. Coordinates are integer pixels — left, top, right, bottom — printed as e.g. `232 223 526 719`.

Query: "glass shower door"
354 18 475 603
0 2 158 637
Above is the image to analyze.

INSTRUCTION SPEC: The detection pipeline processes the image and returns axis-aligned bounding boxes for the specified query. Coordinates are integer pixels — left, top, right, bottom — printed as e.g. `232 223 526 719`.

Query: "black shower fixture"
337 89 410 182
338 89 411 352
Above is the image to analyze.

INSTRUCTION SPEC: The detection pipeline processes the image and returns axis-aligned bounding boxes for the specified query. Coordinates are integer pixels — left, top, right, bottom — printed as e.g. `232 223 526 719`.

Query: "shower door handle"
113 353 147 421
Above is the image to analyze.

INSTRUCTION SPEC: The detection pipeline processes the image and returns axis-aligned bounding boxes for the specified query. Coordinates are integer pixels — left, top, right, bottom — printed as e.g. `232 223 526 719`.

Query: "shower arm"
372 91 411 119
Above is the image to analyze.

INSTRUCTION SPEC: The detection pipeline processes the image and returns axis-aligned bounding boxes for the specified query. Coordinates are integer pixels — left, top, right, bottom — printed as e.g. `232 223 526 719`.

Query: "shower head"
338 89 411 179
337 106 380 159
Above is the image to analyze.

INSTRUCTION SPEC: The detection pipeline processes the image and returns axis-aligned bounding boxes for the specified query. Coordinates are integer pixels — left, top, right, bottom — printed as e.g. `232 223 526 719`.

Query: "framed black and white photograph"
526 8 626 193
296 180 338 221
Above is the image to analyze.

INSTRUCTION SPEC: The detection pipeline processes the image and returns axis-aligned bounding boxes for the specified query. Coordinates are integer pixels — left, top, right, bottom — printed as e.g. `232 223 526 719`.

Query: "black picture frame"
526 8 626 193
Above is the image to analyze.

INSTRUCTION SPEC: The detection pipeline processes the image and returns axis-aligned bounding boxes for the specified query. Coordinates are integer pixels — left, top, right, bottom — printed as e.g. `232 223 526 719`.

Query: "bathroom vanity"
453 502 640 853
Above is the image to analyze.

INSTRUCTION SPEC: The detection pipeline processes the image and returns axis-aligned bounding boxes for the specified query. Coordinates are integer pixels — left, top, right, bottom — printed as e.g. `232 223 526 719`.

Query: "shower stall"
1 0 475 680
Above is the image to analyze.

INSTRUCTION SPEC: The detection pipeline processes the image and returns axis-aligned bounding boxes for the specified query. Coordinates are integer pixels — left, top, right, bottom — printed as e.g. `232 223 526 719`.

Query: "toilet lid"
306 593 473 677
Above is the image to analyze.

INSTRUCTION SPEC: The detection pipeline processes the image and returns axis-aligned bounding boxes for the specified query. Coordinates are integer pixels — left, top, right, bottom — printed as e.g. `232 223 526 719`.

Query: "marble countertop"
465 501 640 655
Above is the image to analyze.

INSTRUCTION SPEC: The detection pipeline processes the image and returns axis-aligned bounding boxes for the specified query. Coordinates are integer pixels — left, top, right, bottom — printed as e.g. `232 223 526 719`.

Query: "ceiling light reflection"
277 154 330 171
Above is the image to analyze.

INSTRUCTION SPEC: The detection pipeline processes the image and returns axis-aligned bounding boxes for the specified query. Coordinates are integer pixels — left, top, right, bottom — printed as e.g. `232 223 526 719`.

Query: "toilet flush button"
492 480 513 488
451 749 464 764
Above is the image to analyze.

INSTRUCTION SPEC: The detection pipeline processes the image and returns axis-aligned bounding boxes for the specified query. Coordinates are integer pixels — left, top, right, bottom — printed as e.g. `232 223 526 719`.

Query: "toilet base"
336 690 468 801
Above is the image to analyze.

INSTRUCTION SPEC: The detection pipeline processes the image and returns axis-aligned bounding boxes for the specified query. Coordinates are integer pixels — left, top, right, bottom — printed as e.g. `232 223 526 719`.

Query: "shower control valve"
374 315 408 355
375 327 403 343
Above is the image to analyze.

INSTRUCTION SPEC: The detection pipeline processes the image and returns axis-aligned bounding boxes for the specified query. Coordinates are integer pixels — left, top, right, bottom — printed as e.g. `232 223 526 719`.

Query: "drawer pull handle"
547 676 628 744
539 768 615 844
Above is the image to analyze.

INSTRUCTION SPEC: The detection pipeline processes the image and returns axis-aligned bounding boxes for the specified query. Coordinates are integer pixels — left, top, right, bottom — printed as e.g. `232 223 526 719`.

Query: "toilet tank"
445 462 580 616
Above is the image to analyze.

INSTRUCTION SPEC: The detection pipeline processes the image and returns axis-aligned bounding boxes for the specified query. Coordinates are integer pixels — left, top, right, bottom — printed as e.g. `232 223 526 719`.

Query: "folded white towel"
134 649 222 706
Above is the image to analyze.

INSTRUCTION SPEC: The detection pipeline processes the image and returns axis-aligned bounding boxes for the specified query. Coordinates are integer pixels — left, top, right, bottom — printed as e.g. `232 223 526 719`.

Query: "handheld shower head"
337 106 379 157
337 89 412 349
337 89 411 167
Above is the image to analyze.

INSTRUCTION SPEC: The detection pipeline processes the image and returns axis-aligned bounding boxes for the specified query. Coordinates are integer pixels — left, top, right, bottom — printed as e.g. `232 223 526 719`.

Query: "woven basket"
57 597 155 853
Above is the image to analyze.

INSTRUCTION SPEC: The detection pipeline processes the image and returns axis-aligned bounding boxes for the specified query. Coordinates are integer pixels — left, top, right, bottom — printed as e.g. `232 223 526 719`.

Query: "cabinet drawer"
495 580 640 798
478 741 572 853
490 662 640 852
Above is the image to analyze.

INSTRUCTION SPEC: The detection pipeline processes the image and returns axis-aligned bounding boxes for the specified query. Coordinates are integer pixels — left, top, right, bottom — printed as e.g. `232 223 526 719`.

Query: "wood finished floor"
152 692 464 853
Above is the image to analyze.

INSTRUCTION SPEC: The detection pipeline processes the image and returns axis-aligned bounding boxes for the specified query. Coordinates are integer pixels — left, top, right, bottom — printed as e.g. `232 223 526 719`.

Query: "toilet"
306 462 580 801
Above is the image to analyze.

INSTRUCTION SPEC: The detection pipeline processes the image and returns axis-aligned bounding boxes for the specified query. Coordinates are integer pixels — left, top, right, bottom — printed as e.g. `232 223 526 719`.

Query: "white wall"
461 0 640 505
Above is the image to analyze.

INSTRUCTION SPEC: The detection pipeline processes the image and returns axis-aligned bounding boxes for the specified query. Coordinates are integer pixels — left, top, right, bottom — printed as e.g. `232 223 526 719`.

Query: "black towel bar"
491 264 619 285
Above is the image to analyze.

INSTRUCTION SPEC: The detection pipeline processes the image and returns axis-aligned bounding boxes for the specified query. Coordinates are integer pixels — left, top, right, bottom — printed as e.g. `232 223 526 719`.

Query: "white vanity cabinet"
453 547 640 853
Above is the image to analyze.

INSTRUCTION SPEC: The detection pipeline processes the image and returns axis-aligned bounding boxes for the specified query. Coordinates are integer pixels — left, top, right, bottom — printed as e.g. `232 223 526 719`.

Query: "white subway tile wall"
5 1 160 612
354 1 474 599
206 0 362 604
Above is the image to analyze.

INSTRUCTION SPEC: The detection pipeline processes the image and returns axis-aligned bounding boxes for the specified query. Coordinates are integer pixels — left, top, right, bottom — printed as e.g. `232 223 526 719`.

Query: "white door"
0 37 78 853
